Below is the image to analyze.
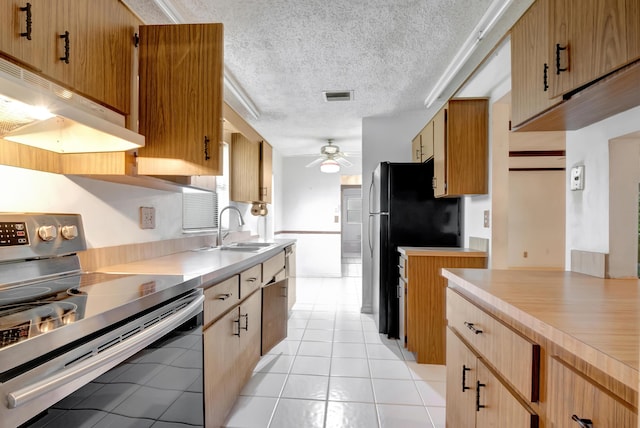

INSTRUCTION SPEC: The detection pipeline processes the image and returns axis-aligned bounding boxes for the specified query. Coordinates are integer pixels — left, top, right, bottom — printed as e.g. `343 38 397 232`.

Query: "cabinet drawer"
204 276 240 325
446 288 540 402
262 251 285 284
240 264 262 299
547 356 637 427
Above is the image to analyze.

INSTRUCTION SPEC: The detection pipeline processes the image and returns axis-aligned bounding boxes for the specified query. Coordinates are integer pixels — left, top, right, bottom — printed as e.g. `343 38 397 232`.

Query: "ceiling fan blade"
336 156 352 167
305 157 324 168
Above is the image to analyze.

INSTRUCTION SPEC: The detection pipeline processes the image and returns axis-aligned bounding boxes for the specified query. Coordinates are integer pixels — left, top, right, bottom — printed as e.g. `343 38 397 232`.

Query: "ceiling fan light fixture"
320 158 340 173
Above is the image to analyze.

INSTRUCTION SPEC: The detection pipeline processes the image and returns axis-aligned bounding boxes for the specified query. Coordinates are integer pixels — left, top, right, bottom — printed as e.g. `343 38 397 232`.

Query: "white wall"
0 165 186 248
565 105 640 276
278 156 347 277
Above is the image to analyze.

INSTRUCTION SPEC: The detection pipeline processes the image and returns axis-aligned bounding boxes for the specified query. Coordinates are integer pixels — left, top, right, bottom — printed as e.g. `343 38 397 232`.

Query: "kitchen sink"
221 242 277 252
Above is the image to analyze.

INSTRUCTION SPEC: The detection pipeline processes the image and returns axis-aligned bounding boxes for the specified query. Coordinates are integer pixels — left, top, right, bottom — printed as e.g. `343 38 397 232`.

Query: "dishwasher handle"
7 294 204 409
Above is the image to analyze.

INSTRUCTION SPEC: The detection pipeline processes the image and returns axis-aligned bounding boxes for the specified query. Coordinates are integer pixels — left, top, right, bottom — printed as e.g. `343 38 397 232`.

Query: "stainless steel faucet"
217 206 246 246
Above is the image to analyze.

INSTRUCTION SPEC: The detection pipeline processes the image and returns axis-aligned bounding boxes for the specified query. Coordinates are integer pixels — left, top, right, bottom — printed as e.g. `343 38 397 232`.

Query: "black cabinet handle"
59 31 70 64
233 318 241 336
464 321 483 335
571 415 593 428
204 136 210 160
555 43 568 74
462 365 471 392
240 313 249 331
20 3 32 40
543 63 549 91
476 381 486 411
217 293 231 301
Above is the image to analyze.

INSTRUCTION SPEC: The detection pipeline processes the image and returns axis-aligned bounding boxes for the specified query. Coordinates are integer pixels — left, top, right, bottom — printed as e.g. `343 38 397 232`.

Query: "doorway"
341 185 362 276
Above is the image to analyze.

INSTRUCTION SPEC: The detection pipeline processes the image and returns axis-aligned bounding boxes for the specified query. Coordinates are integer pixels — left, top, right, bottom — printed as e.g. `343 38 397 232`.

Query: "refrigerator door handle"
368 174 375 214
368 214 374 257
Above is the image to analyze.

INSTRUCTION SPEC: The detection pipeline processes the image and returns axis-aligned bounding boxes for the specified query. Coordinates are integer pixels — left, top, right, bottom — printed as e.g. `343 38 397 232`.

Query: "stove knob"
61 225 78 240
38 225 58 242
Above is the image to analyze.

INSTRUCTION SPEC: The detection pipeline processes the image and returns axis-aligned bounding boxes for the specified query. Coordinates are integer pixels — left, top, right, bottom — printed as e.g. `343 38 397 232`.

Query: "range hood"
0 57 144 153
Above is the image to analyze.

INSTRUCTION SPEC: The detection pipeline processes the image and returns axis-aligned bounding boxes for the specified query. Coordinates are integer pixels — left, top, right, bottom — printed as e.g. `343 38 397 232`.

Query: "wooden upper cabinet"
0 0 52 71
433 99 488 198
629 0 640 61
550 0 629 98
230 133 273 204
421 121 434 162
411 134 422 162
510 0 562 127
137 24 224 176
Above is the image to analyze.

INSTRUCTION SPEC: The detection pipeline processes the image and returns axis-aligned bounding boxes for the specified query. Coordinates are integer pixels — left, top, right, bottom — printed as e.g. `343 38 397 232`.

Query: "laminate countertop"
398 247 487 257
442 268 640 391
97 239 295 286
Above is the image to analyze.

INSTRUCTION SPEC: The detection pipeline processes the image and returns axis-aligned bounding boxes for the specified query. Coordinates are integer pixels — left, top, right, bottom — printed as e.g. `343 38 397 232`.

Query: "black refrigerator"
369 161 462 338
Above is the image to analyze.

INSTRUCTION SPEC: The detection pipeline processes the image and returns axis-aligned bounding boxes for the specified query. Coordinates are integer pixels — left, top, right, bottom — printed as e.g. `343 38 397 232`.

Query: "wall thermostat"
570 165 584 191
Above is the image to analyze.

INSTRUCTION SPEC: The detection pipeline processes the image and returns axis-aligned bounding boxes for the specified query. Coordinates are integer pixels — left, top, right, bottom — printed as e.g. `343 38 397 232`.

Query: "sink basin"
220 242 277 252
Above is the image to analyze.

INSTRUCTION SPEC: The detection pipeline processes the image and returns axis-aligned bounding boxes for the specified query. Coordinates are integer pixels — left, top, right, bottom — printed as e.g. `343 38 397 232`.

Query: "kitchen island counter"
442 268 640 391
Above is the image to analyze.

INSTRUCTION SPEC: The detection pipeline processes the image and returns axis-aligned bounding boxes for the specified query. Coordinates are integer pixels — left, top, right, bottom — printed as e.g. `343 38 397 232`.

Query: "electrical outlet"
483 210 490 228
140 206 155 229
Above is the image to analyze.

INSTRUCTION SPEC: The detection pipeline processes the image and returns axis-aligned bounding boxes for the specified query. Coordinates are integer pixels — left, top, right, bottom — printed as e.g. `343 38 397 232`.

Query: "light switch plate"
570 165 584 191
140 206 156 229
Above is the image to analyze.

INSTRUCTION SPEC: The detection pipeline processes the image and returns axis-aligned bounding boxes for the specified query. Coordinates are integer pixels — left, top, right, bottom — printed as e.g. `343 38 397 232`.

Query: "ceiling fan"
305 140 352 173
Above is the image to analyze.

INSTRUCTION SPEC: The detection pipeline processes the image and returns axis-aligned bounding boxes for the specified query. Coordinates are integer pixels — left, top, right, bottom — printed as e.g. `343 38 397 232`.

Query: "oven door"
2 289 204 428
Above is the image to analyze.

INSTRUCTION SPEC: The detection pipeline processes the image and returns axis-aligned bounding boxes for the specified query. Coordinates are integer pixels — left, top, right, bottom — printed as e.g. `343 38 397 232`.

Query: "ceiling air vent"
323 90 354 102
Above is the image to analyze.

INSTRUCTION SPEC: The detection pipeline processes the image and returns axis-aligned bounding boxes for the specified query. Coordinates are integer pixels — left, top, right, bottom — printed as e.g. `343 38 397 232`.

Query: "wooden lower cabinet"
446 328 539 428
203 288 261 428
547 356 636 427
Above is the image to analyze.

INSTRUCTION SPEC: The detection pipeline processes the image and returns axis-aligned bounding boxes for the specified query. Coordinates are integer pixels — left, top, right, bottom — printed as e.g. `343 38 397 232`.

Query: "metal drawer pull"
204 136 210 160
464 321 483 335
217 293 231 301
571 415 593 428
59 31 70 63
555 43 568 74
233 318 241 336
240 313 249 331
476 381 486 411
20 3 32 40
462 365 471 391
543 63 549 91
246 277 257 283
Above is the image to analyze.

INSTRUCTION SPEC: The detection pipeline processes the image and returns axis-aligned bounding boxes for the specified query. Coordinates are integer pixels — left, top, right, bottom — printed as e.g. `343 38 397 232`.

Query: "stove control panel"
0 213 87 262
0 222 29 246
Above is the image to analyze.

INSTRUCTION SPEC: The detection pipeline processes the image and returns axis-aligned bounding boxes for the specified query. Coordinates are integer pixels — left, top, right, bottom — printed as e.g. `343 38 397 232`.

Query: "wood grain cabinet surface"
0 0 139 115
137 23 224 176
410 121 434 163
398 248 486 364
432 99 488 198
231 133 273 204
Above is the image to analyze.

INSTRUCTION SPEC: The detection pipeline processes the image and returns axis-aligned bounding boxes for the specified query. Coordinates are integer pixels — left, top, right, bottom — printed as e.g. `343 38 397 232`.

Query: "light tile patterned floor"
223 277 446 428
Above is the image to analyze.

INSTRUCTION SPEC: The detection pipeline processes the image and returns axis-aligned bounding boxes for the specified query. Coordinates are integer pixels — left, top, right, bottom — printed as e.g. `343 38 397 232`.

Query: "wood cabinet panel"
230 133 260 202
475 359 539 428
237 290 262 382
446 328 478 428
550 0 628 98
0 0 52 71
432 107 446 195
629 0 640 61
411 134 422 162
260 141 272 203
447 288 540 402
138 24 223 176
204 306 240 428
261 279 288 355
240 264 261 299
421 121 434 162
510 0 562 127
204 275 240 326
262 251 285 285
547 356 636 427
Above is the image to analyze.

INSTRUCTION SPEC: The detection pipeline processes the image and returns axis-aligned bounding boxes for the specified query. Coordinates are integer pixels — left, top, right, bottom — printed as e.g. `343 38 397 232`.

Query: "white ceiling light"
320 159 340 173
424 0 515 108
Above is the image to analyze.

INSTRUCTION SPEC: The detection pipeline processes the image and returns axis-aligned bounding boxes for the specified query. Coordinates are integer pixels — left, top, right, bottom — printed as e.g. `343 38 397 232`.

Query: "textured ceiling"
124 0 509 157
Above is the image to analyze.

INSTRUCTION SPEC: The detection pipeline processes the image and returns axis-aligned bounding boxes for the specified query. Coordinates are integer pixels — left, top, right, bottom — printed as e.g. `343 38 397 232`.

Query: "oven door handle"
7 294 204 409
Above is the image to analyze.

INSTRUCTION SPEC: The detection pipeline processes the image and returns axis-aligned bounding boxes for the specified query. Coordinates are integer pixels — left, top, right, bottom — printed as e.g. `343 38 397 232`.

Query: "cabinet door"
446 328 477 428
550 0 628 97
260 141 272 203
629 0 640 62
204 306 240 428
420 121 433 162
138 24 224 176
238 290 262 379
72 0 138 114
44 0 76 87
547 357 637 427
411 134 422 162
432 106 447 197
231 133 260 202
511 0 562 127
475 360 539 428
0 0 52 71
